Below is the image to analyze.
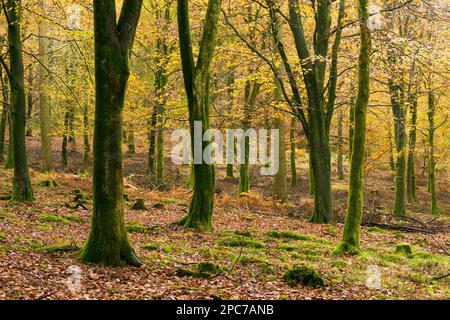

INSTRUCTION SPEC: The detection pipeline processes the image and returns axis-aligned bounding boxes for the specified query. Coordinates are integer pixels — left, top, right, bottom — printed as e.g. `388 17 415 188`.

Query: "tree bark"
80 0 143 266
6 0 33 201
336 0 371 254
38 0 53 172
177 0 222 230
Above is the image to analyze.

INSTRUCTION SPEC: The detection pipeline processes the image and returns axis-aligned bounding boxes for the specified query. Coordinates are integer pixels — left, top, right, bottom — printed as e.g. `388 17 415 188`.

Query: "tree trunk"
82 106 90 172
177 0 222 231
61 110 69 169
336 0 370 254
6 0 33 201
427 90 438 215
406 97 417 203
127 130 135 154
337 105 344 180
289 116 298 188
38 1 53 172
25 64 33 136
0 69 9 163
80 0 143 266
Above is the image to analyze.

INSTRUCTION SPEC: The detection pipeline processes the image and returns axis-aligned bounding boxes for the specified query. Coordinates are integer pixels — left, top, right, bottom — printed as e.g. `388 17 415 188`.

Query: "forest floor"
0 136 449 300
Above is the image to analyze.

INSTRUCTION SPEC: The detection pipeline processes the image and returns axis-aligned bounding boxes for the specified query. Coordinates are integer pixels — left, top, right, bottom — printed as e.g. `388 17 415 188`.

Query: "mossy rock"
197 261 220 274
132 199 147 210
395 243 413 255
283 266 324 287
218 237 264 249
152 202 165 209
142 244 159 251
176 261 222 279
37 179 59 187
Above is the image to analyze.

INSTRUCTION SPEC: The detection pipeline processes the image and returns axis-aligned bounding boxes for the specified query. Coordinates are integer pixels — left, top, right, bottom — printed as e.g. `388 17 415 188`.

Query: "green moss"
37 215 70 224
333 242 360 256
65 214 83 223
218 238 264 249
331 259 348 268
283 266 324 287
0 232 5 239
395 243 412 255
197 261 220 274
142 244 159 251
176 268 210 279
367 226 386 234
234 230 253 238
412 251 433 260
162 246 172 253
176 261 222 279
126 222 148 233
276 244 298 251
381 253 404 263
27 240 43 249
266 231 310 241
35 224 52 230
132 199 146 210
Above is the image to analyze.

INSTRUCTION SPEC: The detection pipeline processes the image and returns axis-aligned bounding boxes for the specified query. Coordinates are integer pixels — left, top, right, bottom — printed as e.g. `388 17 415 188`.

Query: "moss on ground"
283 266 324 287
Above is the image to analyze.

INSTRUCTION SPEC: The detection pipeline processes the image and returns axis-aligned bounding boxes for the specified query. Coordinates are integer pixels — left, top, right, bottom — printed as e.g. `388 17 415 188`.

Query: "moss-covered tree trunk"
289 117 298 188
61 109 69 169
288 0 333 223
127 130 135 154
82 106 90 172
0 69 9 163
25 65 33 136
239 79 259 196
80 0 143 266
147 110 156 174
389 82 407 216
336 0 370 254
337 105 344 180
406 97 417 203
177 0 222 231
273 116 287 201
225 72 235 179
38 1 53 172
5 0 33 201
427 90 438 215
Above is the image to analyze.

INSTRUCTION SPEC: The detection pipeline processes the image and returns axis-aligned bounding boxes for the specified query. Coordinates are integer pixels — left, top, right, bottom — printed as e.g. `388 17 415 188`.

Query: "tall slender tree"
177 0 222 230
38 0 53 172
80 0 143 266
2 0 33 201
335 0 371 254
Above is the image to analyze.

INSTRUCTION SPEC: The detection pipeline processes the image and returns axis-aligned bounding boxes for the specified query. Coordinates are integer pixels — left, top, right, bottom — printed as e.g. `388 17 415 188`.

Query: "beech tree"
1 0 33 201
80 0 144 266
177 0 222 230
335 0 371 254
